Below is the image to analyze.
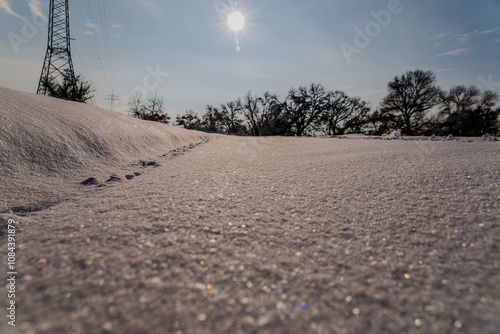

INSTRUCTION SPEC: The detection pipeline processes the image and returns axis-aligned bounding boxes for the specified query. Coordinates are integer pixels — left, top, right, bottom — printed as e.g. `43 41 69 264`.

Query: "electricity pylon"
37 0 77 99
106 90 119 111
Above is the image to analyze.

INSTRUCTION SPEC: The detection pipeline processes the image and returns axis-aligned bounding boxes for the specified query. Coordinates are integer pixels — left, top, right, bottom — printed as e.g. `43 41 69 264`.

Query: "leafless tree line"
176 83 373 136
163 69 500 136
375 70 500 136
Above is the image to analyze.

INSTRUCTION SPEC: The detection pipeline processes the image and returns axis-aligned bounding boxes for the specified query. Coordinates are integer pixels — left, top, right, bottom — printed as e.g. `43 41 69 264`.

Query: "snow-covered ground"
1 87 499 333
0 86 205 214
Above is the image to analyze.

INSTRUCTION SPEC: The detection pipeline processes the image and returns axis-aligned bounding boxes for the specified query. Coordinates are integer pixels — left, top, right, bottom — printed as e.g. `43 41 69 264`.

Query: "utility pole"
37 0 77 99
105 90 119 111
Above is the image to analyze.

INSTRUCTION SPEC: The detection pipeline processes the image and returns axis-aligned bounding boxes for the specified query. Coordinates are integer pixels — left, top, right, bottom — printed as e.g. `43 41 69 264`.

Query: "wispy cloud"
0 0 25 19
27 0 45 20
430 31 453 41
431 28 500 45
84 19 99 36
480 27 500 34
455 33 471 43
86 19 99 31
111 23 122 29
435 48 469 57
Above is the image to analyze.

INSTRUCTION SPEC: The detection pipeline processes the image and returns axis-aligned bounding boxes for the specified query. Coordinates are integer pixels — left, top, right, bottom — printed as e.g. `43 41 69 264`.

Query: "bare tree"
128 92 145 119
259 91 288 135
380 70 440 135
364 109 394 135
72 75 96 103
176 110 201 130
241 91 261 135
437 85 500 136
129 93 170 124
40 70 95 103
202 105 224 133
286 83 327 136
239 91 288 136
220 100 243 134
322 91 371 135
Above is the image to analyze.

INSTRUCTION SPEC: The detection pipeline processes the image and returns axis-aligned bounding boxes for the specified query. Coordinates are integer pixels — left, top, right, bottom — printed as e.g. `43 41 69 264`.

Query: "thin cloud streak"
27 0 45 20
0 0 25 19
430 31 453 41
481 28 499 34
455 33 470 43
86 19 99 31
431 28 500 44
435 48 469 57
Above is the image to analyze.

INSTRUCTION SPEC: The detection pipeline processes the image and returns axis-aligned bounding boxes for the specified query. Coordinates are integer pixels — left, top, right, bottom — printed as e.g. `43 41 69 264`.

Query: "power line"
73 43 96 105
75 0 115 103
99 0 114 86
77 0 100 79
73 43 90 79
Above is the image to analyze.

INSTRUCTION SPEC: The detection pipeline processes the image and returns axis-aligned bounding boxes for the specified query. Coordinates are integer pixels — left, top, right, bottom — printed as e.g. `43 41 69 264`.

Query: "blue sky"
1 0 499 117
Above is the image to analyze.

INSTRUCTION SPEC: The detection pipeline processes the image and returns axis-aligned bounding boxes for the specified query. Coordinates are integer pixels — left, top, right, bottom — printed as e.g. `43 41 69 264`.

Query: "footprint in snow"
81 177 99 185
106 175 122 182
139 160 160 167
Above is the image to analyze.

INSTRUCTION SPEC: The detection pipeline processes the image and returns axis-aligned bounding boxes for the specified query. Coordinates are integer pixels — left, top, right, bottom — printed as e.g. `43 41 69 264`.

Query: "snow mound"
0 86 206 213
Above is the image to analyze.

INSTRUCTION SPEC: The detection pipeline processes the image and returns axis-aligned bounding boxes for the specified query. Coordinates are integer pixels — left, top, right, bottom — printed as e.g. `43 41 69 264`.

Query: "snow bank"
0 86 206 213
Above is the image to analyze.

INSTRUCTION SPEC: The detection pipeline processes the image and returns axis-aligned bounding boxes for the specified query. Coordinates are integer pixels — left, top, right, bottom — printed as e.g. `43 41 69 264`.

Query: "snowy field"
1 86 499 333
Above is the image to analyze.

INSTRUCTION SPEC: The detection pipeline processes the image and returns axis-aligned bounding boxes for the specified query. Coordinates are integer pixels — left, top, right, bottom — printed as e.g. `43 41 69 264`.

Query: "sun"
228 12 245 31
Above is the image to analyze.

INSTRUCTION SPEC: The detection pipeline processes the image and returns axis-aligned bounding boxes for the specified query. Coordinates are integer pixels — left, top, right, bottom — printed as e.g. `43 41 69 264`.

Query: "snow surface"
1 86 500 333
0 86 205 213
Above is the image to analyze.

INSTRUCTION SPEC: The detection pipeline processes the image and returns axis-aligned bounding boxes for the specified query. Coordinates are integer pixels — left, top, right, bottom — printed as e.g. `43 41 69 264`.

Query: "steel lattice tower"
37 0 77 98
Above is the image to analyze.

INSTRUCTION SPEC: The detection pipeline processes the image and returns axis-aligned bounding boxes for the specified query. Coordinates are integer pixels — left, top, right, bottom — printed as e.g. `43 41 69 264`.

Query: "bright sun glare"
228 12 245 31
